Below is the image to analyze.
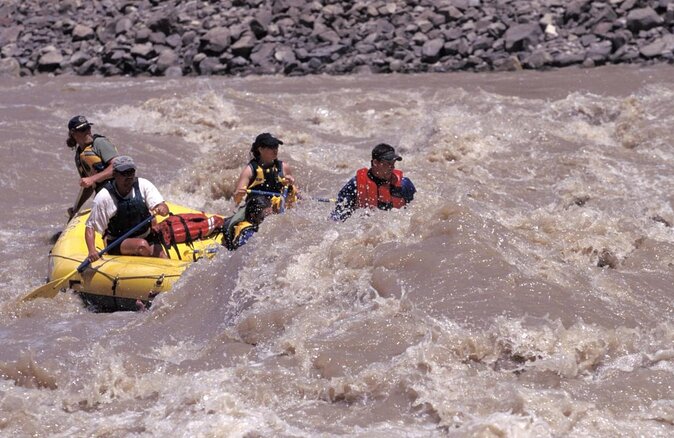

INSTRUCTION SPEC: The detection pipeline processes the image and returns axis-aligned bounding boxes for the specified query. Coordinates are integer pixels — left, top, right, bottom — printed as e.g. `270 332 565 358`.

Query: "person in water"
66 115 119 219
331 143 416 221
85 156 169 262
233 132 297 212
222 195 272 250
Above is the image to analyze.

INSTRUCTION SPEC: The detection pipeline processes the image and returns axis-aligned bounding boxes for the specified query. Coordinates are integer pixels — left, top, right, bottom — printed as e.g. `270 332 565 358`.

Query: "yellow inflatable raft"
48 202 223 311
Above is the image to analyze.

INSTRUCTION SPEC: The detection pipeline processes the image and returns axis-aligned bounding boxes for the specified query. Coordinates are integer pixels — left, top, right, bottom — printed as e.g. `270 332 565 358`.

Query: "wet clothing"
222 208 258 251
246 158 286 194
102 179 151 240
331 168 416 221
86 177 164 240
75 135 118 189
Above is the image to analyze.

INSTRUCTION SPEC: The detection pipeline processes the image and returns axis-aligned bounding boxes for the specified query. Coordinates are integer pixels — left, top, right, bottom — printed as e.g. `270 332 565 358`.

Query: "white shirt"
86 177 164 235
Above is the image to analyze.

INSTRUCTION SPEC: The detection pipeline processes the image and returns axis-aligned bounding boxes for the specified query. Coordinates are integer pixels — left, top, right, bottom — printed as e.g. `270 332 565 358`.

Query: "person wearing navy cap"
65 115 119 219
232 132 297 212
331 143 416 221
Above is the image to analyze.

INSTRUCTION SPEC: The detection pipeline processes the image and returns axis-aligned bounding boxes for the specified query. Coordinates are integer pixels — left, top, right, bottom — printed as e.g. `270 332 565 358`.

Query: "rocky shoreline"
1 0 673 77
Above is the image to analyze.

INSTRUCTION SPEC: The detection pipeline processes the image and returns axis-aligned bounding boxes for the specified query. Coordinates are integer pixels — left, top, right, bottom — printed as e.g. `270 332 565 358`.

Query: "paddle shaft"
22 214 156 301
246 189 334 203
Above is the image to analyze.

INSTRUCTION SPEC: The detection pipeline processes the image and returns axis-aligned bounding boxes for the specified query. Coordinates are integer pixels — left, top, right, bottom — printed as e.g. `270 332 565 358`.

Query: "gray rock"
639 34 674 58
250 42 277 66
131 43 154 58
421 38 445 62
626 8 664 32
156 49 178 72
38 50 64 72
135 27 151 43
198 57 225 75
166 33 182 48
116 17 133 35
201 27 231 54
274 46 297 65
586 41 613 62
492 55 522 71
76 57 102 75
554 51 586 66
231 34 256 58
504 23 542 52
149 32 166 45
72 24 95 41
0 57 21 77
69 51 89 66
164 65 183 77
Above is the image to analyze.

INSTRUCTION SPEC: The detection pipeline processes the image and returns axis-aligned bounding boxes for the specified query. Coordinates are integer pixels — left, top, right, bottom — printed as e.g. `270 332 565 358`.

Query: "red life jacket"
355 168 407 210
155 213 225 257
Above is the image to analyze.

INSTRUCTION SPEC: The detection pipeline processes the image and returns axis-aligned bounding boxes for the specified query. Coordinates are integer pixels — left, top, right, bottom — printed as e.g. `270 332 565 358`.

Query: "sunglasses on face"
74 126 91 133
116 169 135 177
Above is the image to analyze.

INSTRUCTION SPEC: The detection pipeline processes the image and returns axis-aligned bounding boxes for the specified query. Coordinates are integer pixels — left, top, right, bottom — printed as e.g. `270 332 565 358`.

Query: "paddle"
23 215 155 301
246 189 335 203
49 187 90 244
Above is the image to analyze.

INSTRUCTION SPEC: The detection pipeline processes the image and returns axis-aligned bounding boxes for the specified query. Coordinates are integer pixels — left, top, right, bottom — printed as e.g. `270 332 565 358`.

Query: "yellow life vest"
77 144 105 177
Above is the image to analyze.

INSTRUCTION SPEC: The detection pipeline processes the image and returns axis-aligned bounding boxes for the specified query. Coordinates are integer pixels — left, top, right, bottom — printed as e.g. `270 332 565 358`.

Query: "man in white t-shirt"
85 156 169 262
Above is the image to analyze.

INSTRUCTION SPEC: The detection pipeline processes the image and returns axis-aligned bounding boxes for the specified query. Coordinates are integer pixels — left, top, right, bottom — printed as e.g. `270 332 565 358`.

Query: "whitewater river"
0 65 673 436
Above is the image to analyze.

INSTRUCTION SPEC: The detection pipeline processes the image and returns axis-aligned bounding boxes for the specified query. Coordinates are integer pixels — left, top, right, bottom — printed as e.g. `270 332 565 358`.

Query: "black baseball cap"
372 143 402 162
68 115 93 131
253 132 283 148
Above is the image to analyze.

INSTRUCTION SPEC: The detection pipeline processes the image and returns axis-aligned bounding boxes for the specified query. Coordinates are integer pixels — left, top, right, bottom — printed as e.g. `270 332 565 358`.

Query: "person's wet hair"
245 195 271 224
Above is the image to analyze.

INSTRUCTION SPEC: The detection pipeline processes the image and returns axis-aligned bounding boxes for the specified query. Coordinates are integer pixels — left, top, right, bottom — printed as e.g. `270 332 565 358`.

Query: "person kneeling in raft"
85 156 169 262
222 196 272 251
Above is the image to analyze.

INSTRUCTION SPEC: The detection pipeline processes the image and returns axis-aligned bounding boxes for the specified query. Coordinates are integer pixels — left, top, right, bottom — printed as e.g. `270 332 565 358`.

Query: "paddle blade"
22 269 78 301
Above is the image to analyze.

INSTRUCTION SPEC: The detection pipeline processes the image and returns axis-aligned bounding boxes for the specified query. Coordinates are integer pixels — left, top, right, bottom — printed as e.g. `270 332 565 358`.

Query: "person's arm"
139 178 169 217
81 162 114 188
81 137 118 188
85 226 100 262
281 162 296 186
330 178 358 221
393 178 416 203
151 201 169 217
233 165 254 204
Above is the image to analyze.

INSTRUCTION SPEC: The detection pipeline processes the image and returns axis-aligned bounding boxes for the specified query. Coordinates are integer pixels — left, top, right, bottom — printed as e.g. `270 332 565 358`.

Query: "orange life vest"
155 212 225 258
355 168 407 210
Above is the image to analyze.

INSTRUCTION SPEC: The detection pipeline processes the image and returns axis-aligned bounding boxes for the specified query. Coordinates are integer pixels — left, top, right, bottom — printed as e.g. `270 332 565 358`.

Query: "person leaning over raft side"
331 143 416 221
85 156 169 262
66 115 119 219
222 196 272 251
233 132 297 211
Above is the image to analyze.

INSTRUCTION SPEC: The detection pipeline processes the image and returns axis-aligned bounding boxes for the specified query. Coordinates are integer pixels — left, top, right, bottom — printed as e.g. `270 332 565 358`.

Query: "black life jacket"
247 159 285 194
103 179 151 240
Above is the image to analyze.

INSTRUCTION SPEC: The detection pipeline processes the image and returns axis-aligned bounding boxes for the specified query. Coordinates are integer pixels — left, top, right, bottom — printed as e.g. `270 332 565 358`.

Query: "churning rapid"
1 65 673 436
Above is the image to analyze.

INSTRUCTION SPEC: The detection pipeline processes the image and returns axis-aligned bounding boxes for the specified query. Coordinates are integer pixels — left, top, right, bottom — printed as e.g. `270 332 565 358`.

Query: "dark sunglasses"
74 125 91 133
116 169 135 177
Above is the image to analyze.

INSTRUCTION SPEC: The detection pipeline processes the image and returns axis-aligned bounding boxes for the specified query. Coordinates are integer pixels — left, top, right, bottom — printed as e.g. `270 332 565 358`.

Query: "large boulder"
504 23 542 52
201 27 231 54
0 57 21 77
639 34 674 58
72 24 95 41
626 7 664 32
421 38 445 63
37 49 64 72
